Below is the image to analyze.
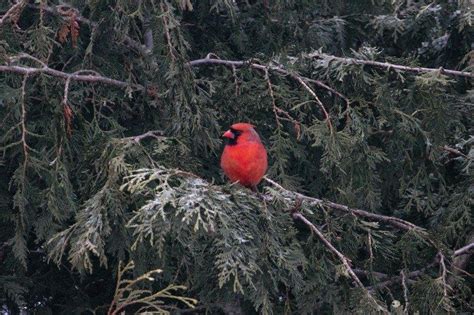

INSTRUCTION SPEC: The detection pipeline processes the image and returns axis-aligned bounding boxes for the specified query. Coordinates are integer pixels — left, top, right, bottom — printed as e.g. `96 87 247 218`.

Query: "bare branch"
263 68 302 135
264 177 420 231
188 55 336 133
292 211 387 313
441 146 470 159
291 74 333 132
449 234 474 285
231 65 241 96
307 52 474 79
188 55 347 105
20 74 29 174
160 2 176 62
264 69 282 128
293 212 364 287
438 252 449 298
143 14 154 52
353 269 389 281
119 130 165 143
0 63 144 91
307 78 350 108
367 262 437 291
0 0 26 27
400 270 409 314
454 241 474 257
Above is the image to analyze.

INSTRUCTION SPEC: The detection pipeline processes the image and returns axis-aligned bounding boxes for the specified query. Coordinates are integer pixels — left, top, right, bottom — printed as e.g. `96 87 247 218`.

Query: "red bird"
220 123 268 191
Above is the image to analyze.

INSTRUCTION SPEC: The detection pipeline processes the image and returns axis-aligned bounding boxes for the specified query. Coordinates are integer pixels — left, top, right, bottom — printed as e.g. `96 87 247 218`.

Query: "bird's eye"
230 128 242 136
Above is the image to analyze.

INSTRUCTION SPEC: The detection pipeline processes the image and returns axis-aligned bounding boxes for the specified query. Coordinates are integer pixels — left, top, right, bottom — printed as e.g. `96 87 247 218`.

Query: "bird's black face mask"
222 128 242 146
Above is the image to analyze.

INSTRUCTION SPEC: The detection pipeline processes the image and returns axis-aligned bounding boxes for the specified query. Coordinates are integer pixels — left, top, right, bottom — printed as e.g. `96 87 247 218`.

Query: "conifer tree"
0 0 473 313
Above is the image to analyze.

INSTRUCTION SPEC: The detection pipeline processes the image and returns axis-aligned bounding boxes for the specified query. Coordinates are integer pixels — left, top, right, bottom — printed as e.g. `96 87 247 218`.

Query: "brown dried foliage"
63 103 73 137
57 23 70 44
56 7 80 48
70 13 79 48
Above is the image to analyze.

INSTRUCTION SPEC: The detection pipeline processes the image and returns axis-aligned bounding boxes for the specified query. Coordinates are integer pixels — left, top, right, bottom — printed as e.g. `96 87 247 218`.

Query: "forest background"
0 0 473 314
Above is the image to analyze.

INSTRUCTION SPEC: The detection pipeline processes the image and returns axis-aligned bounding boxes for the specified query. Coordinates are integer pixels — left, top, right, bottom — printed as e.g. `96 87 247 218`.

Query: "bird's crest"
230 122 256 131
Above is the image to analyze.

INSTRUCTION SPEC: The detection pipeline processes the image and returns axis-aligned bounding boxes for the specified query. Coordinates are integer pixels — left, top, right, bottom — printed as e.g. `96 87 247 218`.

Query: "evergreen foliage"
0 0 473 313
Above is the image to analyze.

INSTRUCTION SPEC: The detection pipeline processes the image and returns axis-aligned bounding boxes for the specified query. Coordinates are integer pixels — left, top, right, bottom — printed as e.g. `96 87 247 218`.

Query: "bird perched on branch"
220 123 268 192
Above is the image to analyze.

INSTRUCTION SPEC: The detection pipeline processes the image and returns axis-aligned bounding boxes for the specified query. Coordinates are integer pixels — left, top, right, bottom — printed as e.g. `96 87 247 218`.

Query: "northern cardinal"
220 123 268 191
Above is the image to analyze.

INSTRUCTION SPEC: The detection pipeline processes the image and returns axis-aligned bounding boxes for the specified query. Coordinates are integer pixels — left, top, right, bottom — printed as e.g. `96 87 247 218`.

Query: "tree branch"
20 74 29 175
187 55 350 104
26 3 151 57
291 74 333 132
119 130 165 143
160 2 177 62
454 241 474 257
438 252 449 298
367 261 438 291
400 270 409 315
441 145 470 159
142 13 154 52
0 63 144 91
449 234 474 286
264 69 281 127
0 0 26 27
266 177 474 294
307 52 474 79
187 54 343 132
293 211 365 287
292 210 388 313
264 68 301 133
264 177 420 231
264 176 474 295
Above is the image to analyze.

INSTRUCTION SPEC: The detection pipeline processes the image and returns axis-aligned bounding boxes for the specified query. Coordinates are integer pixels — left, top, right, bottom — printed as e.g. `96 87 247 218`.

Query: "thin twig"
307 52 474 79
400 270 409 315
143 14 154 52
293 212 364 286
353 269 389 280
307 78 350 107
231 65 240 96
291 75 333 133
368 232 374 264
441 146 469 159
367 262 437 291
160 2 176 62
264 69 282 128
20 74 29 176
263 69 302 135
0 0 25 26
292 211 387 313
438 252 449 298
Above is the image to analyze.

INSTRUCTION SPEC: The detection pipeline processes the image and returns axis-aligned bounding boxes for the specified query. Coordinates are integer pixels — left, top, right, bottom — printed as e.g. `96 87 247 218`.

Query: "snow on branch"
307 52 474 79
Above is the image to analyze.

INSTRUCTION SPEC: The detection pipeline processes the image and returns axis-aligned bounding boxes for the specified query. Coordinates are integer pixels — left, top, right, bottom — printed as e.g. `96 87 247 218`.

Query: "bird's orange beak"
222 130 234 139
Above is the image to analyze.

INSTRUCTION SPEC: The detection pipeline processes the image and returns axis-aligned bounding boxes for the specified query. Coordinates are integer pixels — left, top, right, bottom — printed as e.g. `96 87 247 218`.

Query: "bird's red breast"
220 123 268 189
